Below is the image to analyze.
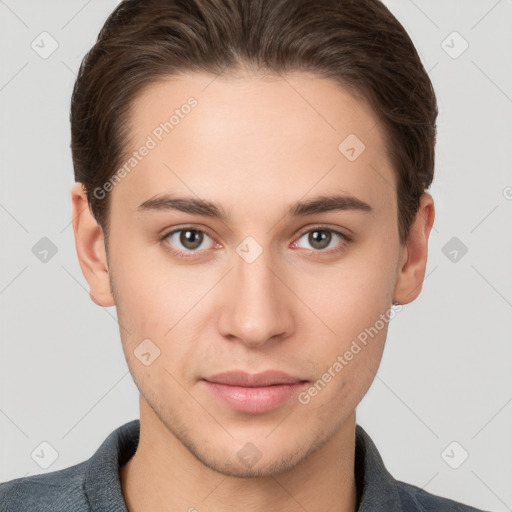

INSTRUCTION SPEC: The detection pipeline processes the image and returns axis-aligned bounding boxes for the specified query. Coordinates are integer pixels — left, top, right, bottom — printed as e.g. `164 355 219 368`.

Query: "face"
102 71 407 476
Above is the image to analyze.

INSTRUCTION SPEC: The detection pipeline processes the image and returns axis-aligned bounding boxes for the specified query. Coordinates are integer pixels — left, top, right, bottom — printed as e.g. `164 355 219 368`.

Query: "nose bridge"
218 239 293 346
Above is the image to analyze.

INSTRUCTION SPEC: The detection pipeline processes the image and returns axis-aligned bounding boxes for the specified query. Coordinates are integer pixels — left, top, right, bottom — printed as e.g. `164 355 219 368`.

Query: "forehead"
113 71 396 219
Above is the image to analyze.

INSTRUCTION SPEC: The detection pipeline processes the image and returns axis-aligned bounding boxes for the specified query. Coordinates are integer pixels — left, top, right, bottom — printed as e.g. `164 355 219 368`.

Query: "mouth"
201 370 309 414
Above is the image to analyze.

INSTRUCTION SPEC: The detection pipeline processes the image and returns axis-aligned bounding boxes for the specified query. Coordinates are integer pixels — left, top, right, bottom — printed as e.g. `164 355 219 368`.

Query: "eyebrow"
137 193 373 219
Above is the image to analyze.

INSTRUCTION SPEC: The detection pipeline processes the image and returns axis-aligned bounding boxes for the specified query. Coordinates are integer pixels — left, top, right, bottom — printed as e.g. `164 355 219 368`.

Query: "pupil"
309 230 331 249
181 230 202 249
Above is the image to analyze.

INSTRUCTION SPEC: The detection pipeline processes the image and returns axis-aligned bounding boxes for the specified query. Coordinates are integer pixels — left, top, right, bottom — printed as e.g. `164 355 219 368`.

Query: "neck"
121 398 358 512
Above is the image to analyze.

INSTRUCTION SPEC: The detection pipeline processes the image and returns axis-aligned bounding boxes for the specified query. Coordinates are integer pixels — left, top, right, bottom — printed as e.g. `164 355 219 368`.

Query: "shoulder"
354 424 490 512
0 461 91 512
0 419 139 512
397 480 490 512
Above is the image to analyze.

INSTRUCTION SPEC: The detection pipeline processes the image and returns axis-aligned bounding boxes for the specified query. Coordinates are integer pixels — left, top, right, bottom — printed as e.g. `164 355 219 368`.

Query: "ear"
393 192 435 305
71 182 115 307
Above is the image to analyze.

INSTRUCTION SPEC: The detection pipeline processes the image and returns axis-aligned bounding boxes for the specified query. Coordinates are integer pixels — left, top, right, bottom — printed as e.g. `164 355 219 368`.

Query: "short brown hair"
70 0 438 246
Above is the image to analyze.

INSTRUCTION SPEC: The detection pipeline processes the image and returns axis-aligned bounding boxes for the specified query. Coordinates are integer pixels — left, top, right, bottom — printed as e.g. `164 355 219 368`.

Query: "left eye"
294 229 347 251
164 228 214 252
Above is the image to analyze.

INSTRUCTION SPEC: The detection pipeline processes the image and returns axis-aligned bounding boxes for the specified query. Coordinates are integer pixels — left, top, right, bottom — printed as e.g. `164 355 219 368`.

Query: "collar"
83 419 403 511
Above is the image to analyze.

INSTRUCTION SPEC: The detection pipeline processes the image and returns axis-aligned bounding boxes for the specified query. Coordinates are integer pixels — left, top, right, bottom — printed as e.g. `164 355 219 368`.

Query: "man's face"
106 71 404 476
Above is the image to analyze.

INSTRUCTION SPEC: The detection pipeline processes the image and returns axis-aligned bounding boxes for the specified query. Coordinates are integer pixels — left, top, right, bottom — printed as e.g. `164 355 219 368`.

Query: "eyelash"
160 225 352 259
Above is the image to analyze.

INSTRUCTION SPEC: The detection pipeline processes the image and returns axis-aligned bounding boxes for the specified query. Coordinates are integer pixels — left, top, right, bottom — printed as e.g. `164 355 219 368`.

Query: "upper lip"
204 370 306 387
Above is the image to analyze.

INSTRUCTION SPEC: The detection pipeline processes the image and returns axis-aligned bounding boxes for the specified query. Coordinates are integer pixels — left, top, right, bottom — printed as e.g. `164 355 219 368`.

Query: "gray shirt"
0 419 488 511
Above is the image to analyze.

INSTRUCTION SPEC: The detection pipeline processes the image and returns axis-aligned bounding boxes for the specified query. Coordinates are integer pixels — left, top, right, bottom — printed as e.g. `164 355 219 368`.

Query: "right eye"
161 226 219 258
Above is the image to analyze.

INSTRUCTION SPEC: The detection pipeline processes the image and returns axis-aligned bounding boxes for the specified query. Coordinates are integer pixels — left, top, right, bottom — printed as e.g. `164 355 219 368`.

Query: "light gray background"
1 0 511 510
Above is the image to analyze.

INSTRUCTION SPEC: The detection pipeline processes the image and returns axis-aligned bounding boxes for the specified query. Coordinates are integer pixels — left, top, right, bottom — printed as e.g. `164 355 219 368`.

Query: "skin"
71 71 434 512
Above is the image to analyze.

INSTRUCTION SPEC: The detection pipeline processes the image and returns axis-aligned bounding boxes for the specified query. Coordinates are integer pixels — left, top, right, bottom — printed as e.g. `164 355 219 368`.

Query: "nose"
217 247 295 348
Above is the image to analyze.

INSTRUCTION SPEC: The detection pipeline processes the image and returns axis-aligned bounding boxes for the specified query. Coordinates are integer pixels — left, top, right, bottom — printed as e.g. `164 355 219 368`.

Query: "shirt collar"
84 419 139 512
83 419 403 511
355 424 403 510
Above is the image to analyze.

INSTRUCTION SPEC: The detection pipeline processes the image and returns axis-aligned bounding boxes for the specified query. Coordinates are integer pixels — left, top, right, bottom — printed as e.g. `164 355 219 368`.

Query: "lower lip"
202 380 308 413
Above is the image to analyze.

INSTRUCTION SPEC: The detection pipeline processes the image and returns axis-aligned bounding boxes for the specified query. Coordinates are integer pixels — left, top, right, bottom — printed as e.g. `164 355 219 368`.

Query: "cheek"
294 236 398 340
109 234 217 361
291 234 398 408
107 233 172 336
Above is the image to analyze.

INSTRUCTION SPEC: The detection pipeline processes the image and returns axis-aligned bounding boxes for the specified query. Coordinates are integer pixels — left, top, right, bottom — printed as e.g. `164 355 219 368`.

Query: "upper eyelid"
163 224 346 238
296 225 347 238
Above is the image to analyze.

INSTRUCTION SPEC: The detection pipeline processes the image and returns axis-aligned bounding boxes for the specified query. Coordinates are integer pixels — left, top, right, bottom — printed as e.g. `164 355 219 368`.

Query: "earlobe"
392 193 435 305
71 182 115 307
